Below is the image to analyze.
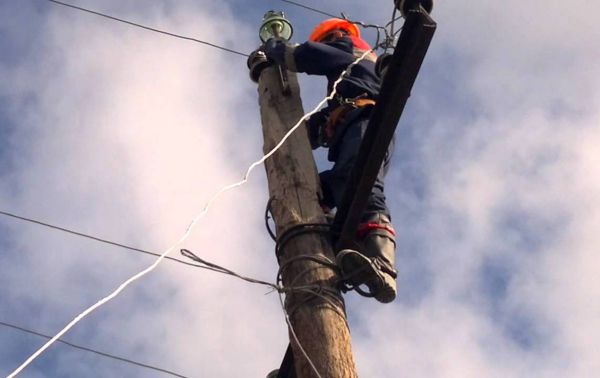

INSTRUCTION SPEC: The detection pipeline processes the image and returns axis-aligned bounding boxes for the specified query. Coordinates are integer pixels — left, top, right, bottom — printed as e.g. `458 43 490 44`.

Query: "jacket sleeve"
285 40 356 76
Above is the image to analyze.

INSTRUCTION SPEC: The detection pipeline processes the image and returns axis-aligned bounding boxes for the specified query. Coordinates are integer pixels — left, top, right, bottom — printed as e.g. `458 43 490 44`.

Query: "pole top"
259 10 294 42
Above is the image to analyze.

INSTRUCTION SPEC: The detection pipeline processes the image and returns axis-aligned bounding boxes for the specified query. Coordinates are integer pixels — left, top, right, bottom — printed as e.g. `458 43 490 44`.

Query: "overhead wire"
45 0 387 57
180 249 279 290
386 6 401 36
44 0 249 57
276 1 394 53
0 321 187 378
7 41 378 378
276 0 397 52
0 210 226 274
0 209 325 375
179 247 340 378
277 0 337 18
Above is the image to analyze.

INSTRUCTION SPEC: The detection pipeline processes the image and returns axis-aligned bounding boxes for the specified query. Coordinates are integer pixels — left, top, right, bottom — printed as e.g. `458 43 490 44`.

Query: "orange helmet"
309 18 360 42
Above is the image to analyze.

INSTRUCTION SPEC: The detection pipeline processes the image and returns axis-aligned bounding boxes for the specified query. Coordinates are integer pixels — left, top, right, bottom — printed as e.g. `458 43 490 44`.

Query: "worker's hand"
306 111 328 149
263 38 287 65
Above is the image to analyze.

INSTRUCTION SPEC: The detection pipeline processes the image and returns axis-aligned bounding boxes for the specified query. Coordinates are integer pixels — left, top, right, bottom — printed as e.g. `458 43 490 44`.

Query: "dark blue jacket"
292 37 380 104
289 37 381 150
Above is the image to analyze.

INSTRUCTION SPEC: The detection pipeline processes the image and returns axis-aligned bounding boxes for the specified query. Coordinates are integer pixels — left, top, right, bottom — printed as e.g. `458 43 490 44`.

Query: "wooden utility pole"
257 66 357 377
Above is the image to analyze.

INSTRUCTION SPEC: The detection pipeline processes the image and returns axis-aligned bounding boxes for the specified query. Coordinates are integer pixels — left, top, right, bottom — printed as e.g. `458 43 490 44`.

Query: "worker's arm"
289 40 357 75
264 38 356 76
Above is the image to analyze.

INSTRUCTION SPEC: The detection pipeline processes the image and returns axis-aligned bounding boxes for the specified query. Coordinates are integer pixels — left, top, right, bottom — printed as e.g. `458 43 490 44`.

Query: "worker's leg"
322 117 398 302
355 213 397 303
320 116 394 217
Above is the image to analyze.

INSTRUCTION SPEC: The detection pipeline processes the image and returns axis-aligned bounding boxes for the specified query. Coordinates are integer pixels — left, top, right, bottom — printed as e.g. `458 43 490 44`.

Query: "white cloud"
346 1 600 377
2 1 600 377
1 1 287 376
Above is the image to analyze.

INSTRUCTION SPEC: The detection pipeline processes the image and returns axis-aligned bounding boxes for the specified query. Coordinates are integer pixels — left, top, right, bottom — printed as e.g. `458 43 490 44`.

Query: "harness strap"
324 97 376 140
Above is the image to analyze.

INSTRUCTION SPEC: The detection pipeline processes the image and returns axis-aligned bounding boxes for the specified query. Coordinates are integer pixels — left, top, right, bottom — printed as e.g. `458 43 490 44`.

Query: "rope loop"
275 222 333 260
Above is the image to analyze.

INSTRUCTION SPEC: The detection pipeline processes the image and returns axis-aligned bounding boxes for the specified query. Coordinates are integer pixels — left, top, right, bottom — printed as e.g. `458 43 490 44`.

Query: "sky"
1 0 599 377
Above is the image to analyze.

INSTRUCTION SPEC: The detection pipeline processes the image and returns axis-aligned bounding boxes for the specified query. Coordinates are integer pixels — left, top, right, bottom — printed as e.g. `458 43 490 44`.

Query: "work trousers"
319 112 394 222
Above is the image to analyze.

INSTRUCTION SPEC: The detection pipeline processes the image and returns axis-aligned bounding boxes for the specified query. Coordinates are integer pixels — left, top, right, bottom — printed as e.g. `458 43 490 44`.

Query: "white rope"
7 48 374 378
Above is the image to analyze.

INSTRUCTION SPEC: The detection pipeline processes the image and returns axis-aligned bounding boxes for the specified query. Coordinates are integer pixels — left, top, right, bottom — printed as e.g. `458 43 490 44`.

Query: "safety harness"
323 95 376 140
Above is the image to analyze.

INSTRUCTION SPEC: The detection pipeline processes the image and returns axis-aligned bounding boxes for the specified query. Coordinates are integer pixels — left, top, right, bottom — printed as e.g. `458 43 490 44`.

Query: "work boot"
336 214 398 303
362 223 397 303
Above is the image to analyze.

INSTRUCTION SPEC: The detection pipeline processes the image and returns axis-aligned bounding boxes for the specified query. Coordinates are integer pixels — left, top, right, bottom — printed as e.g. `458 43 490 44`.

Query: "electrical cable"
277 0 395 52
180 249 279 291
0 210 225 274
264 198 277 242
178 247 341 378
44 0 249 57
277 0 393 52
7 41 378 378
278 0 337 18
0 321 187 377
275 223 332 259
179 247 343 378
387 6 400 37
277 292 322 378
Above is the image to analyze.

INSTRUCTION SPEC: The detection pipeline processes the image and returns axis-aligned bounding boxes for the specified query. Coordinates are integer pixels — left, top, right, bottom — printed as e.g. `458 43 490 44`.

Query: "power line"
44 0 248 57
0 320 187 377
1 208 302 376
45 0 372 57
278 0 338 18
0 210 223 273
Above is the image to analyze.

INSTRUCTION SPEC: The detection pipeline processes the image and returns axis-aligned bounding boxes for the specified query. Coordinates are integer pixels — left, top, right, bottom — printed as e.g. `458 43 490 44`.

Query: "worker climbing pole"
248 1 436 376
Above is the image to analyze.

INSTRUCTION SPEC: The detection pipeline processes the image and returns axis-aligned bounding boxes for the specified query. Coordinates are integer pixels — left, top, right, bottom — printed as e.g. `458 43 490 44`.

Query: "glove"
318 170 336 209
306 110 329 149
263 38 287 65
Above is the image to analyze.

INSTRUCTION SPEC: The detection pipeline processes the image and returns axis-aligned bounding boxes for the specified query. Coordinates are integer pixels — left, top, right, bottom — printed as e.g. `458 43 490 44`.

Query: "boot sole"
373 274 396 303
336 250 397 303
